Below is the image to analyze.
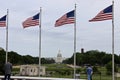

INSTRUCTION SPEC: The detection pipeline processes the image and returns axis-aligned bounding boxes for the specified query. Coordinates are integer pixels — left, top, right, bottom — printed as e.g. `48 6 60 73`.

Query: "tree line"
1 48 120 66
0 47 120 74
0 48 55 74
0 48 55 65
63 50 120 66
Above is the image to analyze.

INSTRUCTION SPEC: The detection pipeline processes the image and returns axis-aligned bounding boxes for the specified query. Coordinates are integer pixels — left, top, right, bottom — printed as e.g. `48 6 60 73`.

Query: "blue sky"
0 0 120 58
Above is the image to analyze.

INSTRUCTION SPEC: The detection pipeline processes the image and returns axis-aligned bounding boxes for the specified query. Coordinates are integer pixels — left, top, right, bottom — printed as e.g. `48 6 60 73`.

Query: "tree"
41 58 55 64
106 61 118 75
0 48 6 74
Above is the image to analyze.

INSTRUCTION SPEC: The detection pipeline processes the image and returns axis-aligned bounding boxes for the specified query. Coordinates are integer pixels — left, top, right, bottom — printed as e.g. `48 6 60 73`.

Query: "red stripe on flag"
0 21 6 27
23 17 39 28
55 15 74 27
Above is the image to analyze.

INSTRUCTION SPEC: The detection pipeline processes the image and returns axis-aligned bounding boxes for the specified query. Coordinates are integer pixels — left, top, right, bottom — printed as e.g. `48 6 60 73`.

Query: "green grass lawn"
79 66 120 80
13 64 120 80
45 64 120 80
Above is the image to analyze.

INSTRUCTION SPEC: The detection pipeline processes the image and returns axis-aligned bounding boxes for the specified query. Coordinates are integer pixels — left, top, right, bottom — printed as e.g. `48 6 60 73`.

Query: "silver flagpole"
6 9 9 63
38 7 42 77
112 1 114 80
74 4 76 79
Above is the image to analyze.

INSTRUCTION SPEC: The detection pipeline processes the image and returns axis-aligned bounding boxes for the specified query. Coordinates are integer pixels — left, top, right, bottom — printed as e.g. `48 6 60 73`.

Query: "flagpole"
6 9 9 63
112 1 114 80
38 7 42 77
74 4 76 79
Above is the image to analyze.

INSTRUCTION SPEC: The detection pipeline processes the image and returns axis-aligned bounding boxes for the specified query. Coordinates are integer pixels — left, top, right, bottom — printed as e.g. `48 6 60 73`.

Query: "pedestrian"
86 64 93 80
4 61 12 80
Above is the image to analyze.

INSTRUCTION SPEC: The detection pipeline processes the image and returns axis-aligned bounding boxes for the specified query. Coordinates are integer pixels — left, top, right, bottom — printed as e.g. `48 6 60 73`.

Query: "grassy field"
76 66 120 80
44 64 120 80
13 64 120 80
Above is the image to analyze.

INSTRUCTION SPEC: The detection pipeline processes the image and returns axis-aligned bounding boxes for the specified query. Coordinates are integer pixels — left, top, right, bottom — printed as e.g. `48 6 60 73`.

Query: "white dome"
57 53 62 57
57 50 62 57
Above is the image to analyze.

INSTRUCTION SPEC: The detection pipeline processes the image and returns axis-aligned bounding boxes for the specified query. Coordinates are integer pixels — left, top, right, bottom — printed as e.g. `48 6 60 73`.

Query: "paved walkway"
0 76 86 80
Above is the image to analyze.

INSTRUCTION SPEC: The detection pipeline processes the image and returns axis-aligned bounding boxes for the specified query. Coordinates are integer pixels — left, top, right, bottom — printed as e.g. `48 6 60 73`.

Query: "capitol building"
54 50 66 64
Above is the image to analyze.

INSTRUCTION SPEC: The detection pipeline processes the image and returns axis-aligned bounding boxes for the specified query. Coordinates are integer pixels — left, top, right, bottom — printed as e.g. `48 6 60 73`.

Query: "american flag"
0 15 6 27
55 10 75 27
89 5 112 22
22 13 40 28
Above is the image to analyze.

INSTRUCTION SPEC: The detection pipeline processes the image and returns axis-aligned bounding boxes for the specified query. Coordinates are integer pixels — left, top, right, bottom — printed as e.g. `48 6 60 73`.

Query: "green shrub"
106 61 118 75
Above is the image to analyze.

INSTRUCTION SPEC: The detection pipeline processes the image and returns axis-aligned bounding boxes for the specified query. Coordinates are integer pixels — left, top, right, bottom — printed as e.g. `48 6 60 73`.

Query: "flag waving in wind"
0 15 6 27
55 10 75 27
22 13 40 28
89 5 112 22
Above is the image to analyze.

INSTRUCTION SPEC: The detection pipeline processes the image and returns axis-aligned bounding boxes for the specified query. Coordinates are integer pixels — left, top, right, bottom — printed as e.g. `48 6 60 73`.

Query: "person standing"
86 65 93 80
4 61 12 80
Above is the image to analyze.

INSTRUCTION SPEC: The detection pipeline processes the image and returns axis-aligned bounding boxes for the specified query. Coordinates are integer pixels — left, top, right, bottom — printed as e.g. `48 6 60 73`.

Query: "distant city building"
54 50 66 64
56 50 62 63
44 50 66 64
20 65 46 76
81 48 84 53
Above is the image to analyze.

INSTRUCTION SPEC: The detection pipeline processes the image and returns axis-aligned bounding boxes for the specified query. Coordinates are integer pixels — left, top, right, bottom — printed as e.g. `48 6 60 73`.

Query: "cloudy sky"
0 0 120 58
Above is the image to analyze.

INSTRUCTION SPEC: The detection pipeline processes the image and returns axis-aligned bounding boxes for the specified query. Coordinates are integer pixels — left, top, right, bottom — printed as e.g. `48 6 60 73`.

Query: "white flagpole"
38 7 42 77
112 1 114 80
74 4 76 79
6 9 9 63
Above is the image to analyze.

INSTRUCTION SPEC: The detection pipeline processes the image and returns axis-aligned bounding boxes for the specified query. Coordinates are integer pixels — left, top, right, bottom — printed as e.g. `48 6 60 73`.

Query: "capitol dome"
57 53 62 57
56 50 62 63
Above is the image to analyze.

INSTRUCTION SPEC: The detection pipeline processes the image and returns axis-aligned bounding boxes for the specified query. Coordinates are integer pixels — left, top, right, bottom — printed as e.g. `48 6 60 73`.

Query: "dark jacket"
4 62 12 74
